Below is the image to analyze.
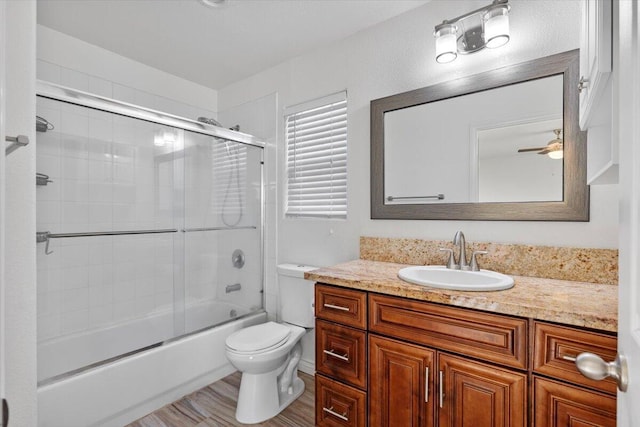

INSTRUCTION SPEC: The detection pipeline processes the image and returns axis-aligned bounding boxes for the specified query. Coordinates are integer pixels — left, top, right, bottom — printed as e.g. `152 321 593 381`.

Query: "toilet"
225 263 316 424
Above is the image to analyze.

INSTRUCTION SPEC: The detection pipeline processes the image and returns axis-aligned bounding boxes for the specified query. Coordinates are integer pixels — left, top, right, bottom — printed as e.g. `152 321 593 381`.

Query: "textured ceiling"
37 0 429 90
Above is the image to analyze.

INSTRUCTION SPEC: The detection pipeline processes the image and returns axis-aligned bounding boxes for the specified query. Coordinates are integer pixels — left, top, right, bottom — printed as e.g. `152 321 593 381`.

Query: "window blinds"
285 92 347 218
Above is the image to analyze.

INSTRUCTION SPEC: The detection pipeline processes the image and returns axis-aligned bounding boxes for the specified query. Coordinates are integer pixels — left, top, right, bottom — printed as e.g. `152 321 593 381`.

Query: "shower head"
197 116 222 127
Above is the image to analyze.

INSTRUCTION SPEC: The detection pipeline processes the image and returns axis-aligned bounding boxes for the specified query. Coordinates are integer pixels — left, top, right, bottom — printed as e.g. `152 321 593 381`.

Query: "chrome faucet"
453 231 468 270
441 231 487 271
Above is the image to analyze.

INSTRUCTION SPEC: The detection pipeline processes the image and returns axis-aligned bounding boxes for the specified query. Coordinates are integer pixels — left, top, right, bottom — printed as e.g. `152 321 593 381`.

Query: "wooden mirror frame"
370 50 589 221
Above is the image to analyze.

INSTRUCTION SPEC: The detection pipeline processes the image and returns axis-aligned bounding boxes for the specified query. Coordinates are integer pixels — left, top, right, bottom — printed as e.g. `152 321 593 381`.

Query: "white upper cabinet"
579 0 612 130
581 0 617 185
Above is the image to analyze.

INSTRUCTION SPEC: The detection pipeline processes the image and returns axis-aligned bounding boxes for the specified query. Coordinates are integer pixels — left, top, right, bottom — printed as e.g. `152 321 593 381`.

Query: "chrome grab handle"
323 349 349 362
5 134 29 155
322 406 348 422
323 303 350 312
425 367 429 403
439 370 444 409
578 76 589 93
573 352 628 392
561 355 577 362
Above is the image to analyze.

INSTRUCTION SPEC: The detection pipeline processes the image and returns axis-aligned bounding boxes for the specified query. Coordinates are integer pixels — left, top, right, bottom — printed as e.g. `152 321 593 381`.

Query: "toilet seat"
226 321 292 354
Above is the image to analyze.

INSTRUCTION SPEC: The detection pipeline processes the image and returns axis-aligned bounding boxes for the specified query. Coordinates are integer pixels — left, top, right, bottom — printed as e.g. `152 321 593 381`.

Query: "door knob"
574 352 628 392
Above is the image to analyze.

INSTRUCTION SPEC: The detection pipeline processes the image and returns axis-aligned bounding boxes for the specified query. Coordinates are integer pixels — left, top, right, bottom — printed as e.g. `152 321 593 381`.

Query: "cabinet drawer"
316 374 367 427
533 376 616 427
533 321 617 394
316 284 367 329
316 319 367 390
369 294 527 369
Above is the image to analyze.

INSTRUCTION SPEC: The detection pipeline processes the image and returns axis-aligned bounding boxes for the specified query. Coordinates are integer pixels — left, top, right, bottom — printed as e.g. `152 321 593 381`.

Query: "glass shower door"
182 131 264 334
36 96 183 382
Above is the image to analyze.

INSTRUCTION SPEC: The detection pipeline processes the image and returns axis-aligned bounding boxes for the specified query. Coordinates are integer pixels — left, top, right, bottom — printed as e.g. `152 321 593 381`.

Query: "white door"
616 0 640 424
0 0 7 425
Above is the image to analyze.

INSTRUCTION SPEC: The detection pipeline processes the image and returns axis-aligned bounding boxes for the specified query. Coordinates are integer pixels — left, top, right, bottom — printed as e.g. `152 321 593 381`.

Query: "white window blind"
285 92 347 219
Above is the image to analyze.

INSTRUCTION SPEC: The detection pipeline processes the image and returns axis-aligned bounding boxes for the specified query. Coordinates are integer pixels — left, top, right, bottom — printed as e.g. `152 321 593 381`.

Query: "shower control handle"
323 349 349 362
322 406 349 422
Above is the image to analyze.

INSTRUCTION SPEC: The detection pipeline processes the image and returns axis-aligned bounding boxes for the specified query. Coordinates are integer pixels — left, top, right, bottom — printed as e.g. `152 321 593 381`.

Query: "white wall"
37 25 218 119
218 0 619 282
4 1 38 425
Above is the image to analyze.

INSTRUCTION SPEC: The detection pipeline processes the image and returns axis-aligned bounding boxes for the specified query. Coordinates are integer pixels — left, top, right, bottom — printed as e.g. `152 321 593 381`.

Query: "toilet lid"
226 322 292 353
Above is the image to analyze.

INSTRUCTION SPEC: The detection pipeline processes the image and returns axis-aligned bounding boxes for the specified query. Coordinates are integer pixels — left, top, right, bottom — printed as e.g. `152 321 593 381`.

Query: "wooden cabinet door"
533 376 616 427
369 334 435 427
437 353 526 427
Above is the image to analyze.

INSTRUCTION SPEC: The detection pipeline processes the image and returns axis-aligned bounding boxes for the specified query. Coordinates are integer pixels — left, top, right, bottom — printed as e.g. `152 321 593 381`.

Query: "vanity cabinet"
315 284 368 427
532 321 617 427
368 294 527 427
368 335 435 426
314 284 617 427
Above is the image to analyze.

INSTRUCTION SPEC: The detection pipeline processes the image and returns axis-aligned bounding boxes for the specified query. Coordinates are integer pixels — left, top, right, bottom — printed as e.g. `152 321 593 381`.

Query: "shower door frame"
35 80 267 378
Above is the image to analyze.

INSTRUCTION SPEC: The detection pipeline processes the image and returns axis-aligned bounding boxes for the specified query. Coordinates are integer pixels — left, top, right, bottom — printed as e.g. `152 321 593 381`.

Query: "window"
284 91 347 218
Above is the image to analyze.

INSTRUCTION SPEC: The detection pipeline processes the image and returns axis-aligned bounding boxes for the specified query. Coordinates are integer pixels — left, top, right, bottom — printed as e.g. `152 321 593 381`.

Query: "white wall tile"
60 67 89 92
60 309 89 335
37 59 61 84
88 76 113 98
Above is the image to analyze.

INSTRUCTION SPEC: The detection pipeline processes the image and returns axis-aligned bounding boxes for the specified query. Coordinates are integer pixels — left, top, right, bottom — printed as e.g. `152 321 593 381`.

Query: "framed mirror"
370 50 589 221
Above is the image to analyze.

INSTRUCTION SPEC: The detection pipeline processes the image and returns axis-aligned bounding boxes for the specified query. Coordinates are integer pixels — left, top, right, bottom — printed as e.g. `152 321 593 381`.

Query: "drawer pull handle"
562 355 577 362
425 367 429 403
323 406 349 422
439 370 444 409
323 349 349 362
323 303 350 312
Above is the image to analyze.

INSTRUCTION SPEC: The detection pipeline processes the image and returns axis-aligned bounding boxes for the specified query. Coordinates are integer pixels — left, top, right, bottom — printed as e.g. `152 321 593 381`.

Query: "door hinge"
2 398 8 427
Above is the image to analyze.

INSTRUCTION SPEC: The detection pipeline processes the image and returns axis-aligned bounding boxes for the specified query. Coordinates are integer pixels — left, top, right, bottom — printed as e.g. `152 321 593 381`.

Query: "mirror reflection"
384 75 563 205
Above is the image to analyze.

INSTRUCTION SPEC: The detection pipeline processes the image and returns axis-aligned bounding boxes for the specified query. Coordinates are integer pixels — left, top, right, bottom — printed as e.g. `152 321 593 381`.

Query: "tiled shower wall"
35 62 265 380
36 96 180 341
37 59 218 121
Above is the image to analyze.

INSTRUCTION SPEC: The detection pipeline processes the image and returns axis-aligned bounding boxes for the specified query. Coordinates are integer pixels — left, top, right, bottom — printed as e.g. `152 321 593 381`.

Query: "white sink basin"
398 265 514 291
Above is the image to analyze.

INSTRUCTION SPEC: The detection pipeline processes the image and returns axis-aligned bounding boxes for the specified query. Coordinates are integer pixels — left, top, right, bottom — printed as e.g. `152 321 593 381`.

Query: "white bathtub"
37 307 267 427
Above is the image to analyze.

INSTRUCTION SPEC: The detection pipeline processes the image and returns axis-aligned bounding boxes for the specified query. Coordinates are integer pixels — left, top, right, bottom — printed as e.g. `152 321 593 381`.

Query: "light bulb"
484 5 510 49
547 150 564 160
434 24 458 63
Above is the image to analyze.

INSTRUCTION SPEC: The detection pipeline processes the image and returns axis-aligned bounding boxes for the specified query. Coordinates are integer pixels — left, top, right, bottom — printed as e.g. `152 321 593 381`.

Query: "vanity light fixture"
434 0 511 64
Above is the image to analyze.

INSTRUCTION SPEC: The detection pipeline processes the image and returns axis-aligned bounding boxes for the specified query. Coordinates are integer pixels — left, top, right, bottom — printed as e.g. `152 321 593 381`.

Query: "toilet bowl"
225 263 316 424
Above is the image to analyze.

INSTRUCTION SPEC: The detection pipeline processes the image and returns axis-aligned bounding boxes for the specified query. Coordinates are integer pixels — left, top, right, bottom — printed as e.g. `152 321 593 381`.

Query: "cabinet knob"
573 352 628 392
578 76 589 93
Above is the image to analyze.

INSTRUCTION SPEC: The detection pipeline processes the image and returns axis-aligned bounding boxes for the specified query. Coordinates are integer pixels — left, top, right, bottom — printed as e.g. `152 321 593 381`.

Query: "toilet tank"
277 263 318 328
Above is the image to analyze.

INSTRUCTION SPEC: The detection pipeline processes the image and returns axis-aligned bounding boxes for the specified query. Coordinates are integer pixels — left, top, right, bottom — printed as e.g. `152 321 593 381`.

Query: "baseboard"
298 358 315 376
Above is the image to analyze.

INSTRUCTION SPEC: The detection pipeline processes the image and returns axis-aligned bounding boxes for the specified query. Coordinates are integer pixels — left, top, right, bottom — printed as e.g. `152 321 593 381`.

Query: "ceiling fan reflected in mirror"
517 129 563 159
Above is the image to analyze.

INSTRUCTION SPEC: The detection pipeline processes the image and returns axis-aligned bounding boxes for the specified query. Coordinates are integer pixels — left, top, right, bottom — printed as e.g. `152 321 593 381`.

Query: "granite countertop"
305 259 618 333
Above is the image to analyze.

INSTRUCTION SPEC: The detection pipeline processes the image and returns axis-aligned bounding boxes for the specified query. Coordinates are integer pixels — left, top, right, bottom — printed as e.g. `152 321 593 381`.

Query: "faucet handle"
439 248 457 269
470 250 488 271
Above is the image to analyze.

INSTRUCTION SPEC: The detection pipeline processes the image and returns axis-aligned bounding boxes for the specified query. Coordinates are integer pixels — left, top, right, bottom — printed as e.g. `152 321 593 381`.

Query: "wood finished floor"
126 372 315 427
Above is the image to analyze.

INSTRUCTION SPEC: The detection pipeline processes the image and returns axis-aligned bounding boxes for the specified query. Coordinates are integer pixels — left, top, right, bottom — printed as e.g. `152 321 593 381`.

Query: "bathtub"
37 304 267 427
